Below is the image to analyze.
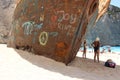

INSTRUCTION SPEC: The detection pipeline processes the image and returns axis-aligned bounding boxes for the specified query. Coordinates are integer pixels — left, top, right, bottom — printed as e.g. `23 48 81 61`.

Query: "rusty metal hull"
12 0 100 64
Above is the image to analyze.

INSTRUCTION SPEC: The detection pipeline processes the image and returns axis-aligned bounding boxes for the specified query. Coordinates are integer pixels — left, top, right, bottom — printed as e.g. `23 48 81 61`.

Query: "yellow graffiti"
39 31 48 46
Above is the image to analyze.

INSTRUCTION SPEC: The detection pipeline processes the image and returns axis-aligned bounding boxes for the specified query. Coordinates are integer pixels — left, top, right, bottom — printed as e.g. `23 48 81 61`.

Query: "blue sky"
110 0 120 8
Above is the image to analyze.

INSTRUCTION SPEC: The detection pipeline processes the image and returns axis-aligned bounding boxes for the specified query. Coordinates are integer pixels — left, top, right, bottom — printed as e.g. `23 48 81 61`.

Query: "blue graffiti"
35 23 43 29
32 32 38 43
22 21 43 35
22 21 35 35
49 32 58 37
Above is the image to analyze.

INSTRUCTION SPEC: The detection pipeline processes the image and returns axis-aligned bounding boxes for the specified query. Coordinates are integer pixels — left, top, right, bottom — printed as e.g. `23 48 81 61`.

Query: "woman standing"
83 39 87 58
92 37 100 62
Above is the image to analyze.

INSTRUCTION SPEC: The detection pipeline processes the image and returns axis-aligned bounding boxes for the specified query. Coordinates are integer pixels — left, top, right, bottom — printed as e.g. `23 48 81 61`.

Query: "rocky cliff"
86 5 120 46
0 0 16 43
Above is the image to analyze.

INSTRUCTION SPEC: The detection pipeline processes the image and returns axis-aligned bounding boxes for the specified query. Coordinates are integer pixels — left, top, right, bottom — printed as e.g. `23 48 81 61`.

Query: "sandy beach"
0 44 120 80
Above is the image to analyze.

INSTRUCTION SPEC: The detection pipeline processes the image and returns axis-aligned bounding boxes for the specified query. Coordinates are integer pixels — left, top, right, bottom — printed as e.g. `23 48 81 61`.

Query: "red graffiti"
51 15 57 23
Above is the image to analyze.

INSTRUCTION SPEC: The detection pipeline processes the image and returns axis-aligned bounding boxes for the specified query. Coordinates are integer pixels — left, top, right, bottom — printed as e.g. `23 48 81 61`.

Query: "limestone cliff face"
0 0 16 43
96 0 111 22
86 5 120 46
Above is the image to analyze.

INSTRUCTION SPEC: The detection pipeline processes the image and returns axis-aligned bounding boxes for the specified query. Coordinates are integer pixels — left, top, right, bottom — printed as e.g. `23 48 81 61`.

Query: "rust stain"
65 0 68 11
55 42 69 57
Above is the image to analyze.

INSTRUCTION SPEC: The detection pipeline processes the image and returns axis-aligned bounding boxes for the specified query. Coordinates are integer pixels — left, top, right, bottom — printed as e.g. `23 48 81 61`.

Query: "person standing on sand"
83 39 87 58
92 37 100 62
108 47 111 53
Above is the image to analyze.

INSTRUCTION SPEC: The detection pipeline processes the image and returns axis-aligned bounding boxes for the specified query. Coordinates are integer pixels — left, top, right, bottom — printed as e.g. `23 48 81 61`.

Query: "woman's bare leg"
94 52 97 62
97 51 100 62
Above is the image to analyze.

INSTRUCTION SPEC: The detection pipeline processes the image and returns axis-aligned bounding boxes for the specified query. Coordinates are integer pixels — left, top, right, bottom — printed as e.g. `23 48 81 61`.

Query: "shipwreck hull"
10 0 110 65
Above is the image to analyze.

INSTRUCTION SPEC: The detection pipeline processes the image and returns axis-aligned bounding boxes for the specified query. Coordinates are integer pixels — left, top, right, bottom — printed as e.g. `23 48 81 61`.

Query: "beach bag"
104 60 116 68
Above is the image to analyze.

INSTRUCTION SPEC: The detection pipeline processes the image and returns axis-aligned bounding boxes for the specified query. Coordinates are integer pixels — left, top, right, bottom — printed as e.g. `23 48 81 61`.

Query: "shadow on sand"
15 49 120 80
